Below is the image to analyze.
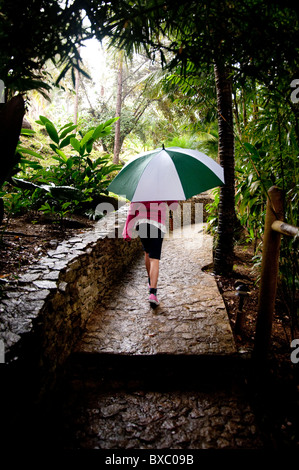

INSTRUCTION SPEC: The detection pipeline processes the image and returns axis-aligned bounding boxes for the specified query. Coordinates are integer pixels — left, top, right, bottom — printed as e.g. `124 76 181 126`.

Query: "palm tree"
113 51 124 164
84 0 299 276
86 0 237 273
213 64 236 274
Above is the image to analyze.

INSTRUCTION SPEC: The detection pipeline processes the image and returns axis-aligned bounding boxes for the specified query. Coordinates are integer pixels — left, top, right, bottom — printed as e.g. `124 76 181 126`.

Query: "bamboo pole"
253 186 284 360
271 220 299 238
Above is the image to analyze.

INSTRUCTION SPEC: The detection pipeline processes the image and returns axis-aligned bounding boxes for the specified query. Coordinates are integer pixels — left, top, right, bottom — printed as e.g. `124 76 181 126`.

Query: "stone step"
58 353 261 450
64 351 249 393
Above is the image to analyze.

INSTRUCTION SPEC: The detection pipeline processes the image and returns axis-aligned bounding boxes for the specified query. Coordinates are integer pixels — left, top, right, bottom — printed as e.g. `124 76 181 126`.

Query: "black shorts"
137 223 164 260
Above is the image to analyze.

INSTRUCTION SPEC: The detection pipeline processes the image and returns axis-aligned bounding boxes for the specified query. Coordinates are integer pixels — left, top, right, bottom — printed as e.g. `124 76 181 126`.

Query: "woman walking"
123 200 178 307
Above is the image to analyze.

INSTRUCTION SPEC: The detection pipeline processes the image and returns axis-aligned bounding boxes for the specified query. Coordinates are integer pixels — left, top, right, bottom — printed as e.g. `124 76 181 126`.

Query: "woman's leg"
148 226 163 293
139 224 163 299
149 258 159 289
144 252 159 288
144 252 150 279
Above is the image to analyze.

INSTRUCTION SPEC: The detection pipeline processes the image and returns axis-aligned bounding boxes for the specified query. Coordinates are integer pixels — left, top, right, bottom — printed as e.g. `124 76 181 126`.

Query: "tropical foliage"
3 116 121 223
0 0 90 97
0 0 298 326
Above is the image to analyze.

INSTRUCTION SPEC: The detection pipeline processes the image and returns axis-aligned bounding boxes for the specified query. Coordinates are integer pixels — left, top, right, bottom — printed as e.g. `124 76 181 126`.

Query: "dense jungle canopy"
0 0 298 287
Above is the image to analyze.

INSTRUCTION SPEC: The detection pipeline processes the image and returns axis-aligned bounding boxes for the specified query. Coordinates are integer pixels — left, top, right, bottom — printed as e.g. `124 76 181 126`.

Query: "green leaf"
46 122 59 144
59 122 74 131
86 140 94 154
55 149 68 162
55 63 71 86
95 156 109 166
70 137 81 152
91 120 115 140
249 181 260 195
91 123 104 140
86 157 94 169
39 202 52 212
103 117 119 128
36 115 52 126
243 142 260 161
60 134 76 149
20 128 35 135
50 143 59 153
52 155 65 164
59 124 77 140
100 128 112 136
62 201 72 210
248 197 258 209
19 160 43 170
80 129 94 147
17 146 43 159
78 67 91 81
66 157 74 169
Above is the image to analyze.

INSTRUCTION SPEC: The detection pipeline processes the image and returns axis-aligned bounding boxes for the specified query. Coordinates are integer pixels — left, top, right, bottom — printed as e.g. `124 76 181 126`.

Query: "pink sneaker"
149 293 159 307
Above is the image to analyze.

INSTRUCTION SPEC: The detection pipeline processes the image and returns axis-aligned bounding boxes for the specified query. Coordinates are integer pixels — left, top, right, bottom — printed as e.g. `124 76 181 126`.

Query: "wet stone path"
76 224 235 356
57 225 264 450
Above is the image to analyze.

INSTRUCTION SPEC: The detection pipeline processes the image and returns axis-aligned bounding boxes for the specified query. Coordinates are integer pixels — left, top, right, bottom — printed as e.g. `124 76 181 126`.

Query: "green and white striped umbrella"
107 146 224 202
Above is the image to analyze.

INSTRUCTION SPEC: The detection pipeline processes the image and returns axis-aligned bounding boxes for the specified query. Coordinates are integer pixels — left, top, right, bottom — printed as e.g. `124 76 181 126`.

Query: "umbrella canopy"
107 146 224 202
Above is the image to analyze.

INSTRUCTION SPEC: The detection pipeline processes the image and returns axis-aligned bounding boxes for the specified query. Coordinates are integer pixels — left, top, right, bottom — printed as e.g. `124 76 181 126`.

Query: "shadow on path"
53 225 264 450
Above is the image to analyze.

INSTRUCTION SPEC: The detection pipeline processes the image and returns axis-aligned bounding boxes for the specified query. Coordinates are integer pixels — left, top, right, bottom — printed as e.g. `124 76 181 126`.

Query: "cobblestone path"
54 225 265 450
76 224 235 356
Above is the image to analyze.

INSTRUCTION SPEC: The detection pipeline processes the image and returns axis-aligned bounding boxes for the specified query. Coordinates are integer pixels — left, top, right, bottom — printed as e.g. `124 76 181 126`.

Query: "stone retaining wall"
0 205 142 392
0 195 212 393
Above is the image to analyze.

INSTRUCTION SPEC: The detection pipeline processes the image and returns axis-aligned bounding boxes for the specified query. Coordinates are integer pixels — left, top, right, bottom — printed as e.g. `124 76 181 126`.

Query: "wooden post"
271 220 299 238
253 186 284 360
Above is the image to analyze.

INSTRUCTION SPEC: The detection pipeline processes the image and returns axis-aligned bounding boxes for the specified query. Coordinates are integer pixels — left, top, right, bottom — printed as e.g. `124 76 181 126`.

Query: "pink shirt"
122 201 178 240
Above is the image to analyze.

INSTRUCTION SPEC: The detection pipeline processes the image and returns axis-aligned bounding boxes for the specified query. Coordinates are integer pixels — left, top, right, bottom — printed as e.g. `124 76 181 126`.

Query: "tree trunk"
0 95 25 188
113 52 124 164
213 63 236 275
74 65 80 125
0 95 25 223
